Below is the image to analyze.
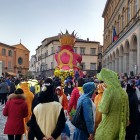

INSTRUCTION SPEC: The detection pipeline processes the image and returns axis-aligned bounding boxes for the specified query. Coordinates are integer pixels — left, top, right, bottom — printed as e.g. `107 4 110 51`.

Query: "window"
134 0 138 14
122 8 125 29
41 65 44 71
45 64 48 70
90 63 96 70
90 48 96 55
128 1 131 22
98 54 102 59
51 62 53 69
118 15 121 33
80 63 85 70
73 47 77 53
2 49 6 56
40 66 41 71
18 57 23 65
80 48 85 55
51 47 54 54
8 61 11 68
106 13 108 25
58 46 61 52
2 61 5 68
45 50 48 56
8 50 12 56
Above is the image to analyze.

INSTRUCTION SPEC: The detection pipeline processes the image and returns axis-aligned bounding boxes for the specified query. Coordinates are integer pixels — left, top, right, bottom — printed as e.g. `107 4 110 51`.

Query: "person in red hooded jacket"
3 88 28 140
55 86 68 112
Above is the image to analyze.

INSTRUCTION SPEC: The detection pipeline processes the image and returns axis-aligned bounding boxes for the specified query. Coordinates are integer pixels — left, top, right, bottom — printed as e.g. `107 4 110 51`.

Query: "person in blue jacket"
73 82 96 140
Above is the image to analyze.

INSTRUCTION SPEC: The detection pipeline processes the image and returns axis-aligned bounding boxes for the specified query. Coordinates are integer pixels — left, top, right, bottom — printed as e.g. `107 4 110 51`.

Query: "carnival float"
54 30 83 86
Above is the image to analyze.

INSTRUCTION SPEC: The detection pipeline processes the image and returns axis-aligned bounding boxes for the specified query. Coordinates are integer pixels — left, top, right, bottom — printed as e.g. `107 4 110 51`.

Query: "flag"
112 26 118 42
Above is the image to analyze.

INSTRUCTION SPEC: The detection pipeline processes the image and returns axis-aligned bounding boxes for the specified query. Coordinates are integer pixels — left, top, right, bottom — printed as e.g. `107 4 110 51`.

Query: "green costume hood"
97 68 120 88
95 68 129 140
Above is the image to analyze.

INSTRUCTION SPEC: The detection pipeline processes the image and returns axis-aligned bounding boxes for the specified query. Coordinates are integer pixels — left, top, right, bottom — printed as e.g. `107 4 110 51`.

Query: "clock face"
18 57 23 65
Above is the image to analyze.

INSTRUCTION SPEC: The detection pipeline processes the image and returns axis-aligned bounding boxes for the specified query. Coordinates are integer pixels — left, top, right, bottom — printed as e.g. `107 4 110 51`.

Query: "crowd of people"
0 68 140 140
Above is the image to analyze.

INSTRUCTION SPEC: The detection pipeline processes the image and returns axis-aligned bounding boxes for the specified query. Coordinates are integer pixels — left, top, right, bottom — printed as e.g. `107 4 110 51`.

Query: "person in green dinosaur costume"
95 68 129 140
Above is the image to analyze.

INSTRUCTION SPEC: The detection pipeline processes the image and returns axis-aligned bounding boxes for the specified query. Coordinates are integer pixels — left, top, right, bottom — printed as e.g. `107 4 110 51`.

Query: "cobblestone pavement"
0 104 26 140
0 104 8 140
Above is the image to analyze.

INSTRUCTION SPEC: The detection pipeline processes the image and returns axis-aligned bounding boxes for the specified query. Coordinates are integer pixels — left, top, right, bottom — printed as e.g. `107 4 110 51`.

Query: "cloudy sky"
0 0 106 57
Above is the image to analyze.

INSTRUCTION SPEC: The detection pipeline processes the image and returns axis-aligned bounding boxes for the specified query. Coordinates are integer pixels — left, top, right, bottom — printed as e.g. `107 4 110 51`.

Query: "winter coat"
5 79 11 86
0 82 9 94
74 82 96 140
68 87 83 112
9 82 16 94
33 102 64 140
3 94 28 135
29 92 65 140
126 85 139 136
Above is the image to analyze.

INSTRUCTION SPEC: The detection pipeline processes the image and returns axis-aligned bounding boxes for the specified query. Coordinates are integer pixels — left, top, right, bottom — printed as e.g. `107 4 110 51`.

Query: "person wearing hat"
55 86 68 112
27 78 65 140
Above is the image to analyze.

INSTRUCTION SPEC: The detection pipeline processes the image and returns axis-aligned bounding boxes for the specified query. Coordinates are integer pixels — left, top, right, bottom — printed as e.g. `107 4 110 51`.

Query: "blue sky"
0 0 106 57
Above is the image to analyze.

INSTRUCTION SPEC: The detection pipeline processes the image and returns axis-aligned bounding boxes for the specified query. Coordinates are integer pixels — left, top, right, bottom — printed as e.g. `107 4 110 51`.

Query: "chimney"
87 38 89 41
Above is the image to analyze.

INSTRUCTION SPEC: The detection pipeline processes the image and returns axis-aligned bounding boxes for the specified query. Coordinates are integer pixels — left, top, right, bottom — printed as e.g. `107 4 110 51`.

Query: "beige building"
102 0 140 75
35 36 102 78
29 55 36 77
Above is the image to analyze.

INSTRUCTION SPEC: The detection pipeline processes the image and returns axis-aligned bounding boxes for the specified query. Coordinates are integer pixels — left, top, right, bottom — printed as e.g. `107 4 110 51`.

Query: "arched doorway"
115 49 119 72
103 58 106 68
119 45 124 73
124 40 130 74
110 54 112 70
107 56 109 69
130 35 137 75
112 52 115 71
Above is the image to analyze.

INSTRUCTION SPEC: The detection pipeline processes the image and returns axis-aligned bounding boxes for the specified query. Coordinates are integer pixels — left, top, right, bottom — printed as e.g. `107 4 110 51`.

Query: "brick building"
0 42 30 77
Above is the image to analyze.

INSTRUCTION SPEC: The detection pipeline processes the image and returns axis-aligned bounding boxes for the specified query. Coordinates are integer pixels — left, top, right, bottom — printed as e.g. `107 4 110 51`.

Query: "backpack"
71 101 87 131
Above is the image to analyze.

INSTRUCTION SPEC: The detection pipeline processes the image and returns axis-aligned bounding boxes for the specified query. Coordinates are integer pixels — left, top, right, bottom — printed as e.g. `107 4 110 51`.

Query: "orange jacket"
56 87 68 110
94 83 105 131
20 82 34 124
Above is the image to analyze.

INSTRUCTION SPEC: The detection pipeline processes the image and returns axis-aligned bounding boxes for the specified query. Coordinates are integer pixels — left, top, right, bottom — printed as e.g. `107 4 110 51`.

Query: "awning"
6 72 17 76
